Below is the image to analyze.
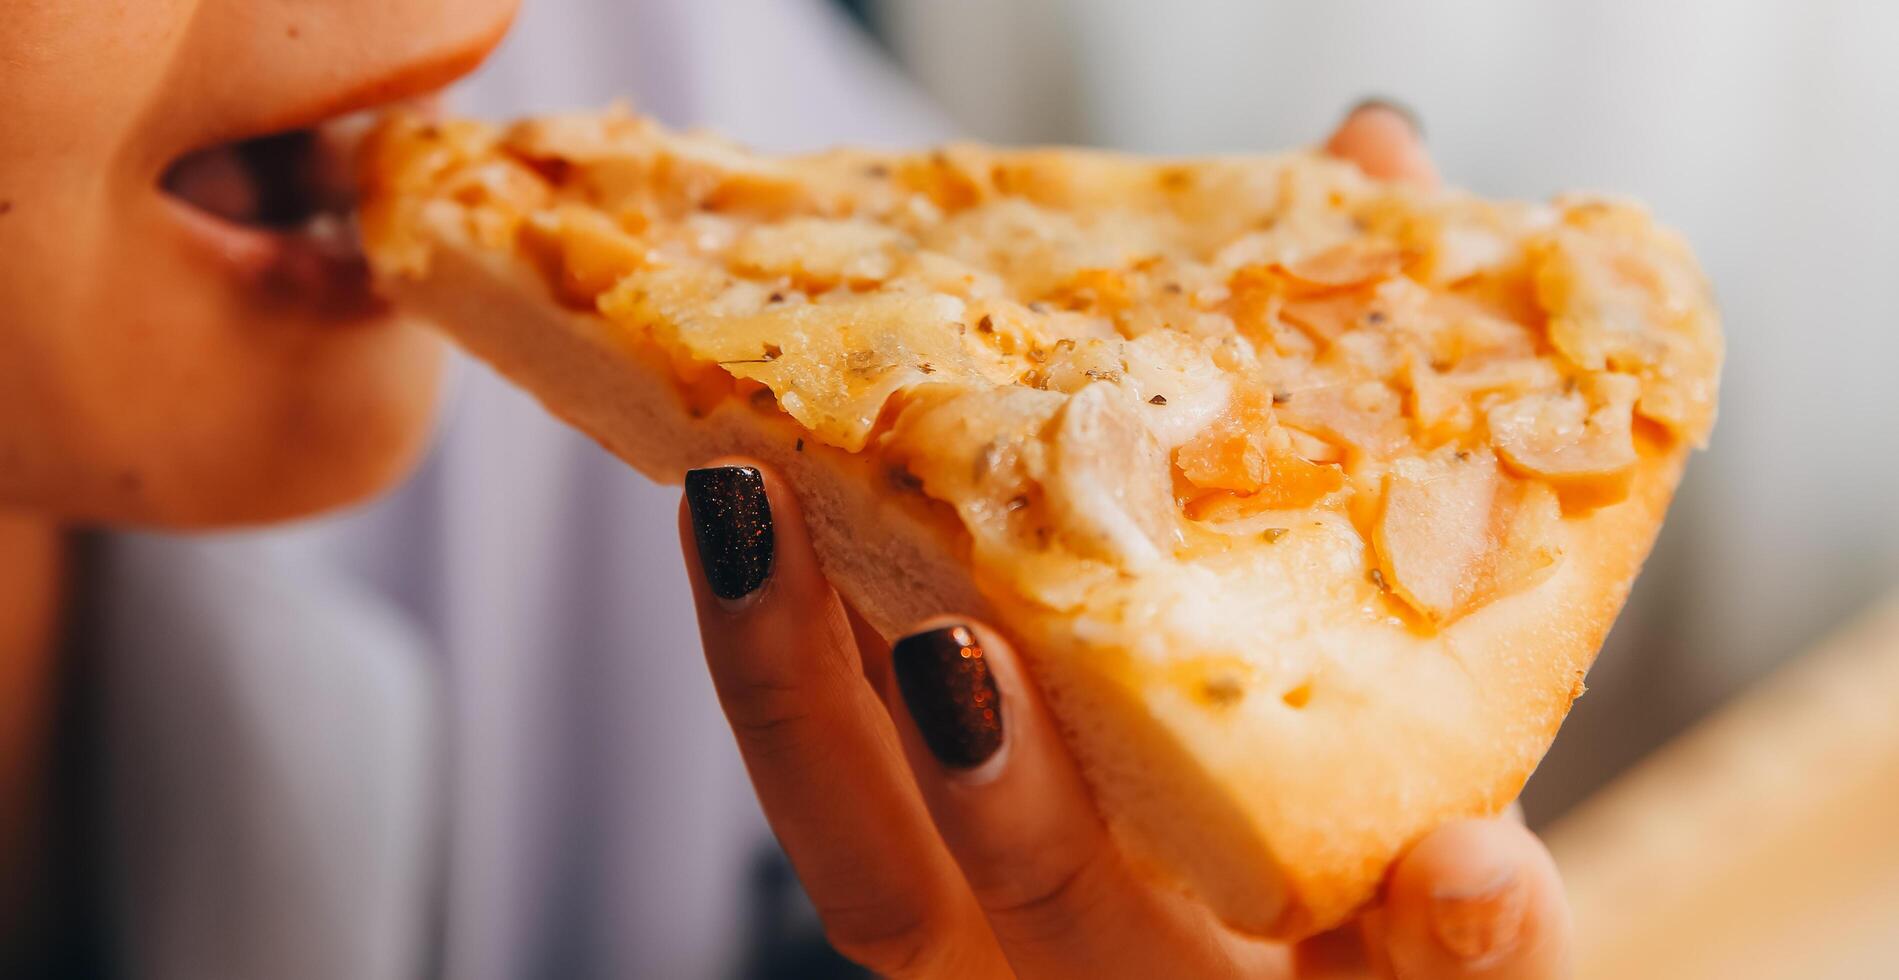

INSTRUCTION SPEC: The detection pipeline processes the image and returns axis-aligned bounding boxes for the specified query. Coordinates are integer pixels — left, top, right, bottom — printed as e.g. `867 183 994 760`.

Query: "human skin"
0 0 514 526
678 105 1573 979
0 0 515 955
0 13 1567 972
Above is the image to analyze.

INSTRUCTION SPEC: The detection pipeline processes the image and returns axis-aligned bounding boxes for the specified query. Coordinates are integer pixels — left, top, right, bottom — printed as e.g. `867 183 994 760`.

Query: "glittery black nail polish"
892 624 1004 769
1349 95 1425 139
684 466 774 601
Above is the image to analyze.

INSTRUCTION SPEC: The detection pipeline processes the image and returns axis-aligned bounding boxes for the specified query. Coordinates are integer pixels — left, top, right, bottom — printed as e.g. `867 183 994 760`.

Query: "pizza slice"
360 109 1720 939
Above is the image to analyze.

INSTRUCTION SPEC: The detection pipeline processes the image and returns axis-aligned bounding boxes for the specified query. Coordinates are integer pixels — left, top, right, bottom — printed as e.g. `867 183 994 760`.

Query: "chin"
121 311 450 529
66 111 462 529
167 318 450 528
26 256 453 530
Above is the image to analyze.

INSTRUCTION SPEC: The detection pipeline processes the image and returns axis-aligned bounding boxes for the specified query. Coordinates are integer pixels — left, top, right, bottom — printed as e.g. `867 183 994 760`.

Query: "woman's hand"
676 104 1571 979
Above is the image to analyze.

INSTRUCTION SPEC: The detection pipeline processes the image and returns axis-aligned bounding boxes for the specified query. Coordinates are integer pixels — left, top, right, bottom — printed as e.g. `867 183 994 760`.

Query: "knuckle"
718 676 820 754
708 620 860 750
968 837 1112 944
713 625 865 759
818 899 952 978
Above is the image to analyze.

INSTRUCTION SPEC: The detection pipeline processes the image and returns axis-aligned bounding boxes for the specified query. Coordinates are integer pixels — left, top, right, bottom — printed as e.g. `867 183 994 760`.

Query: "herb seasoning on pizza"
361 109 1720 938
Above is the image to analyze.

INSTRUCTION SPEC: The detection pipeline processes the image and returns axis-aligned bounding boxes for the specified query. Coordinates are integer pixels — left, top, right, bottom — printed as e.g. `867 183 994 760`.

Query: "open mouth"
159 110 394 318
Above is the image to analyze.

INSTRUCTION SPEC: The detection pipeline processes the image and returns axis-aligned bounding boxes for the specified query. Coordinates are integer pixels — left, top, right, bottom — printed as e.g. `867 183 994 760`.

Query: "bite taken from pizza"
360 109 1720 939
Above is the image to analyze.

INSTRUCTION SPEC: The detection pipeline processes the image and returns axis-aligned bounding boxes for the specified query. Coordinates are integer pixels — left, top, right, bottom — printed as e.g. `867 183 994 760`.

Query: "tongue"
162 144 261 224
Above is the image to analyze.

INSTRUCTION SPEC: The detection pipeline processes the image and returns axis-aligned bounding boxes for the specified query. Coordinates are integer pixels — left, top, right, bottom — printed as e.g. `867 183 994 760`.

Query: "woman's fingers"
1325 98 1570 978
1379 818 1573 978
679 460 1004 976
875 617 1278 979
683 459 1570 979
1324 98 1440 190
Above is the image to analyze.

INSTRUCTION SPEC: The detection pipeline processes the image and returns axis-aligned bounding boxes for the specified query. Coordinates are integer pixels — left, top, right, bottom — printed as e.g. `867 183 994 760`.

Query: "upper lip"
145 15 510 318
151 12 506 186
155 100 432 319
152 14 503 217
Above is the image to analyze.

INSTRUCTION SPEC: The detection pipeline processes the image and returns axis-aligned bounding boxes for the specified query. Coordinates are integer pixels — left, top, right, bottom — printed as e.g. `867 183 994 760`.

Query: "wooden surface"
1547 592 1899 979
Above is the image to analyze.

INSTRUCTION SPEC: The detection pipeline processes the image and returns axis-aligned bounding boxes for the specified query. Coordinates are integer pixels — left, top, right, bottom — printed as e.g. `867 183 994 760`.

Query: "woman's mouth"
160 110 396 320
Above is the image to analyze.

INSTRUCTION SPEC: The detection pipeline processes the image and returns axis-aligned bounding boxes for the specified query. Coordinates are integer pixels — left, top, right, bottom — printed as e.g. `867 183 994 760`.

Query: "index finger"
678 459 1002 975
1324 98 1440 190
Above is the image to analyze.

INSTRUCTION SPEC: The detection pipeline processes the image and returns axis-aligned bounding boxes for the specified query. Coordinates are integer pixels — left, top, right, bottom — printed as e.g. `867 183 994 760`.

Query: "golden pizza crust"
362 110 1719 938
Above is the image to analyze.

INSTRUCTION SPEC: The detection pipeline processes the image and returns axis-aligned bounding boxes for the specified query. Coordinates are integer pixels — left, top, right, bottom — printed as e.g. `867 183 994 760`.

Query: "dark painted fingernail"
1349 96 1425 139
892 624 1004 769
684 466 774 602
1429 868 1527 961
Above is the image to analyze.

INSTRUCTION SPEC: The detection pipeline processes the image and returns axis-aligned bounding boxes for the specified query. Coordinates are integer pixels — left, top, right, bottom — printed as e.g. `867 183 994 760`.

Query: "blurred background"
31 1 1897 978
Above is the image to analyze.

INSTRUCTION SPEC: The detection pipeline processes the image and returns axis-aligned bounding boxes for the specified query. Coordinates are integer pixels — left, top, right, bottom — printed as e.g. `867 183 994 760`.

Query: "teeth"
165 127 359 229
315 108 381 142
298 210 371 268
304 212 347 241
299 113 393 218
308 112 378 202
301 212 364 257
164 94 439 229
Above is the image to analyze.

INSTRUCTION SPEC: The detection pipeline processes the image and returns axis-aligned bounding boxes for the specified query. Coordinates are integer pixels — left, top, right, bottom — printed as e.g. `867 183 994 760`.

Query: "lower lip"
161 109 417 323
165 198 390 321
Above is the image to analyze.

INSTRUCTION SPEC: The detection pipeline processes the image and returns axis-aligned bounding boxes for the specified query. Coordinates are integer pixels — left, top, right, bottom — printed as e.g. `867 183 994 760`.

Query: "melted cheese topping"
364 110 1721 639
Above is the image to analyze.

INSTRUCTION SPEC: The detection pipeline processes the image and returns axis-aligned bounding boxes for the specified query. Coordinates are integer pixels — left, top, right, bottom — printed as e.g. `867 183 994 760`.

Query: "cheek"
30 191 447 526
